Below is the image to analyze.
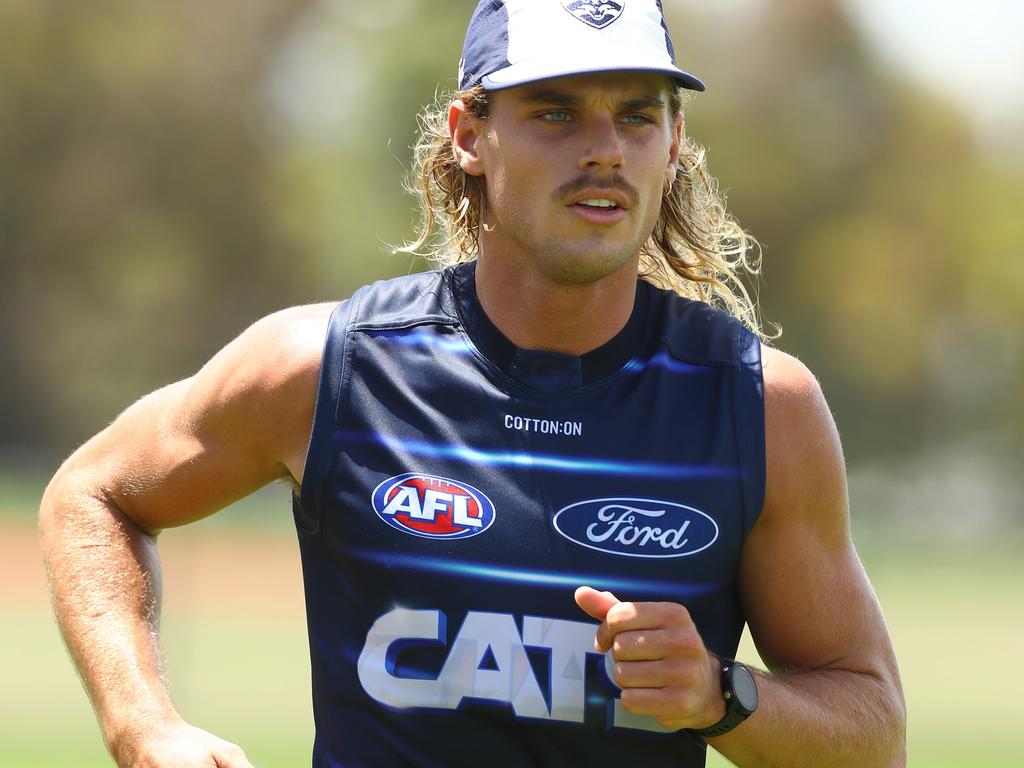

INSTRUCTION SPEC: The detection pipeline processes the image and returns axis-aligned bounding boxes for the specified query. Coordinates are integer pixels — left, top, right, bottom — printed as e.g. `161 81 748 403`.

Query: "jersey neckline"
450 262 650 394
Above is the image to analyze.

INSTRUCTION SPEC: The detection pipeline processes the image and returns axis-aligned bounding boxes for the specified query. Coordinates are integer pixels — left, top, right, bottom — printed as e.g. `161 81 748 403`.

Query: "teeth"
579 199 617 208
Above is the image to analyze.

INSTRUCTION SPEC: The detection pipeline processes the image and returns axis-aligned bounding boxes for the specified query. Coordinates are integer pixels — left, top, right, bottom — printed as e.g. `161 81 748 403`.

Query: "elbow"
38 468 79 591
889 697 908 768
856 690 906 768
38 465 128 559
39 461 89 531
39 468 73 549
878 675 907 768
38 466 95 580
883 730 907 768
850 662 906 768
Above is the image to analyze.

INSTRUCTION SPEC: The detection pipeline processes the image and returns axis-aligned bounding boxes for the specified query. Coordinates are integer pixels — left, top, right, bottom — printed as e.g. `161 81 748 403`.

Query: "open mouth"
576 199 620 210
568 197 627 224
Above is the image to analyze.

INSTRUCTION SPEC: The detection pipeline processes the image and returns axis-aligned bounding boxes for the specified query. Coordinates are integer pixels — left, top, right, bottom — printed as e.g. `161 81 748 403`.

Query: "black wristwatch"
691 660 758 738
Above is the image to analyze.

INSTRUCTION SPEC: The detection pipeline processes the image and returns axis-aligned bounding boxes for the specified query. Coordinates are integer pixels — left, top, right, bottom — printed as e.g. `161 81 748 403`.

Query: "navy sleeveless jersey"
294 263 765 767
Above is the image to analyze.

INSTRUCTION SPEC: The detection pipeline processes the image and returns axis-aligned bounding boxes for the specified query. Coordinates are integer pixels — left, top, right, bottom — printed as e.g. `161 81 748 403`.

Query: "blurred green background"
2 0 1022 765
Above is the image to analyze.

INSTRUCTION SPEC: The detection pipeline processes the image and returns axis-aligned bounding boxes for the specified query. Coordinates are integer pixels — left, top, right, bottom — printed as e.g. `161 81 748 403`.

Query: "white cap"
458 0 705 92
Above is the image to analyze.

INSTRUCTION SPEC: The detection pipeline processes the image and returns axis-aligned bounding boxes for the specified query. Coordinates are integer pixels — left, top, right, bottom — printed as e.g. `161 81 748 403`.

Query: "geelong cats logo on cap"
562 1 624 30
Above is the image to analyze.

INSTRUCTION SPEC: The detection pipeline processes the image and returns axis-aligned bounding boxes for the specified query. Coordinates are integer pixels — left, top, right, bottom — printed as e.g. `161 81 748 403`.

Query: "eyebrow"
519 90 667 111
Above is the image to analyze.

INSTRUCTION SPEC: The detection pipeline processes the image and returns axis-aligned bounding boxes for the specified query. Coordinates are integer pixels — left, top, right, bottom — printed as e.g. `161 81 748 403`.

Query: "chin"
538 248 638 286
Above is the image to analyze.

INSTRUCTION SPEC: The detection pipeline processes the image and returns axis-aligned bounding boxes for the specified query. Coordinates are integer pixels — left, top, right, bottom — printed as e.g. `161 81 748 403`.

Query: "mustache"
555 174 639 208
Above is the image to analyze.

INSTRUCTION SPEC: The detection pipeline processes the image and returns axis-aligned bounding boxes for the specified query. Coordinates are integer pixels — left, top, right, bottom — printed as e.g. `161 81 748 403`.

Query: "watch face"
731 664 759 712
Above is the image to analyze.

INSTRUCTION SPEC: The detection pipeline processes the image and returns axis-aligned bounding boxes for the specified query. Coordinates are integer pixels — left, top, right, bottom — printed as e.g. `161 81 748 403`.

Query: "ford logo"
552 497 718 559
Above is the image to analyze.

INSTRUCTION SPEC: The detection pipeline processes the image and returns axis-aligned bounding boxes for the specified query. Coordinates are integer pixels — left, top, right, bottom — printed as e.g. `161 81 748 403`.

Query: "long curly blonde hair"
400 84 769 339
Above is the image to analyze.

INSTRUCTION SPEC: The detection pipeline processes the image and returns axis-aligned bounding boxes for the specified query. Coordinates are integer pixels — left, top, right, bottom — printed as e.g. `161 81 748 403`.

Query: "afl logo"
371 473 495 540
553 497 718 559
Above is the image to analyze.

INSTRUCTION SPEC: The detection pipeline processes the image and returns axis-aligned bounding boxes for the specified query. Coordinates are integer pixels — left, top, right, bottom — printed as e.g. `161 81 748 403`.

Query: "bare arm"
39 303 332 767
708 347 906 767
575 347 905 767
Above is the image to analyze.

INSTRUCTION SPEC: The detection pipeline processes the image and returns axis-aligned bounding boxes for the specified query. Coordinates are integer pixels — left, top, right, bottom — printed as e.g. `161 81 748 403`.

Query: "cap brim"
481 60 705 93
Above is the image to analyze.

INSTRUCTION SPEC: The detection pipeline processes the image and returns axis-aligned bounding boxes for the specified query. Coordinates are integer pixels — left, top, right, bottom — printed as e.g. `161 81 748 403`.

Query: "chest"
322 329 749 602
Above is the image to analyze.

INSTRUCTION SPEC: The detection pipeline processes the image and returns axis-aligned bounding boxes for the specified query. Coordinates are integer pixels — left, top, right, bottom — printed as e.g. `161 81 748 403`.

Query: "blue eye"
544 110 572 123
622 114 652 125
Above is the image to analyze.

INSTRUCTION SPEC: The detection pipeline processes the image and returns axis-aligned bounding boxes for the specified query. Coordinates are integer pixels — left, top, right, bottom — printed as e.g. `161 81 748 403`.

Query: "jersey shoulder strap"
654 291 759 370
294 269 455 531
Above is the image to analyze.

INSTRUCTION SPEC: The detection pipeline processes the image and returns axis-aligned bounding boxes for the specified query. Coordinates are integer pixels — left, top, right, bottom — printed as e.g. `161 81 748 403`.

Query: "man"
40 1 906 766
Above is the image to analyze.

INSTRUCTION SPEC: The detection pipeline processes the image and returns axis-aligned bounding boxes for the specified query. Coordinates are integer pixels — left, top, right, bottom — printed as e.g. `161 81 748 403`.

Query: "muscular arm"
576 347 905 767
707 347 906 767
38 304 332 767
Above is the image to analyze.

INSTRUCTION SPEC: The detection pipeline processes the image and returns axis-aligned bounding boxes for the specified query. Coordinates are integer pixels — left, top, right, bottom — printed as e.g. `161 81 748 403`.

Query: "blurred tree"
1 0 1021 494
2 0 312 449
668 0 1024 465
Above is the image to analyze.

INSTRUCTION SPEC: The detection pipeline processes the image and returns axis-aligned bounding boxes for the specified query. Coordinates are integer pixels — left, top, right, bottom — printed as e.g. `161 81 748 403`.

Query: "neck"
474 252 640 356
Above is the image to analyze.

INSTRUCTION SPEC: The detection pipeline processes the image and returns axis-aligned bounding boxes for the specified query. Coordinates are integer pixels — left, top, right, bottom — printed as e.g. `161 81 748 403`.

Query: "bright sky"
846 0 1024 138
676 0 1024 148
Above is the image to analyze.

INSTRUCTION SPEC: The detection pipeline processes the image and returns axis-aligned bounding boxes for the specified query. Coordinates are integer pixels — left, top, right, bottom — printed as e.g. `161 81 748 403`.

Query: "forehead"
491 71 673 109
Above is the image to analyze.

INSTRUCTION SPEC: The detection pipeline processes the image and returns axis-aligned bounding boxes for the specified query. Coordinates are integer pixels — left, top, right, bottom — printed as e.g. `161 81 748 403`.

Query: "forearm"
39 473 180 761
708 666 906 768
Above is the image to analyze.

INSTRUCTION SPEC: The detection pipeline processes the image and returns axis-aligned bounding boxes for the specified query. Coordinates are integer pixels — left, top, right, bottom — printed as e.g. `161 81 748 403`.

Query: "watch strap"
693 707 750 738
690 660 757 738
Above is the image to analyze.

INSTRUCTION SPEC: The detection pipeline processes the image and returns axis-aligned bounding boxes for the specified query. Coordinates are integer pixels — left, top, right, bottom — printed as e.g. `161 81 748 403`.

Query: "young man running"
40 2 905 765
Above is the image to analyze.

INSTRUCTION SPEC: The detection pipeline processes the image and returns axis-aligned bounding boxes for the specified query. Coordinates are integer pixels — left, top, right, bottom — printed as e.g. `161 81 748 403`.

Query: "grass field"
5 484 1022 767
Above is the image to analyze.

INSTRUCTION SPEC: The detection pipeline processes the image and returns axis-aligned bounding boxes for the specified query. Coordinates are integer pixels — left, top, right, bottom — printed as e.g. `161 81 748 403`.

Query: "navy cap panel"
656 0 677 61
459 1 510 90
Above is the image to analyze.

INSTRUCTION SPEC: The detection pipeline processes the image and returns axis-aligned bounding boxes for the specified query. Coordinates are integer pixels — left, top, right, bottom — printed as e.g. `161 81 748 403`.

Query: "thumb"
574 585 620 621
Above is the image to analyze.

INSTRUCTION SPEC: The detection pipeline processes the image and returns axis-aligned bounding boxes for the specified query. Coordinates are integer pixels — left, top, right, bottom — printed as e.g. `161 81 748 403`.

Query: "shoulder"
181 302 337 461
759 345 847 528
196 302 336 400
760 345 828 418
240 302 336 373
167 302 339 490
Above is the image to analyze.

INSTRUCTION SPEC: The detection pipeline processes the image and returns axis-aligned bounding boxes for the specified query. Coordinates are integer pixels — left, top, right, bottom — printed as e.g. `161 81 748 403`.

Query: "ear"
664 111 683 192
450 99 486 177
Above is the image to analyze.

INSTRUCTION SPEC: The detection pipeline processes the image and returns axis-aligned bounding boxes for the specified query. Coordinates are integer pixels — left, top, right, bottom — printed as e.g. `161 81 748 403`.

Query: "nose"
578 115 624 171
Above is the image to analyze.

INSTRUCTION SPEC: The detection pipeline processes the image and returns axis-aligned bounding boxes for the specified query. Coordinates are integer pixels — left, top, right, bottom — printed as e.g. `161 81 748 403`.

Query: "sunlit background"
2 1 1021 766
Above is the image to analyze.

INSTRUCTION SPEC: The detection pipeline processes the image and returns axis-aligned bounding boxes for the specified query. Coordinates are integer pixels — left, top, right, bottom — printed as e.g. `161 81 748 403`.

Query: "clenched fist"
112 719 256 768
575 586 726 732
